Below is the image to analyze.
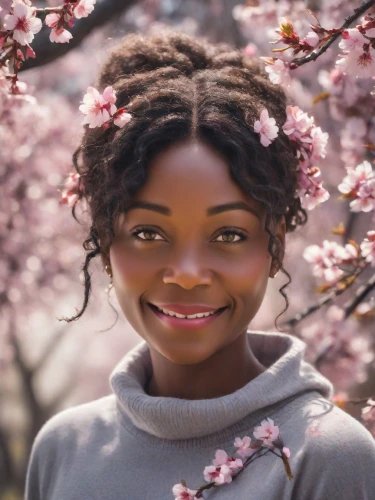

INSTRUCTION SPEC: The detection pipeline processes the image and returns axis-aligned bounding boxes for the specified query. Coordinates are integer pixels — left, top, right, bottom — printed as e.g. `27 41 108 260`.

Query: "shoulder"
25 395 118 500
31 394 117 458
289 393 375 500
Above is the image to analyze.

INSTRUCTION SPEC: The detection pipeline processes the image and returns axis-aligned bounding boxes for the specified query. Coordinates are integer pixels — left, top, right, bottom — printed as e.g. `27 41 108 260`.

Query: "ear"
269 216 286 278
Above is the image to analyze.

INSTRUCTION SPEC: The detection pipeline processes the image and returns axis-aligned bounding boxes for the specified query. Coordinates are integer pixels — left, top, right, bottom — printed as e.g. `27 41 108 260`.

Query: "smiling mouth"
147 303 228 328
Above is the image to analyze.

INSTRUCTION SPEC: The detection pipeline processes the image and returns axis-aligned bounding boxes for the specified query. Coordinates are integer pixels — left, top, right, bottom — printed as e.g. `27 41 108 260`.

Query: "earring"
270 263 279 279
105 265 113 278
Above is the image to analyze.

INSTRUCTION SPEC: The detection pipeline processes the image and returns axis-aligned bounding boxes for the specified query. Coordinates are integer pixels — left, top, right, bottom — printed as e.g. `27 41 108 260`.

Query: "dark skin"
105 139 286 400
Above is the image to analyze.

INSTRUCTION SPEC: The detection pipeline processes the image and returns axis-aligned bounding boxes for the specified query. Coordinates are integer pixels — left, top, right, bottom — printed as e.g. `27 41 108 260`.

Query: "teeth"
156 306 218 319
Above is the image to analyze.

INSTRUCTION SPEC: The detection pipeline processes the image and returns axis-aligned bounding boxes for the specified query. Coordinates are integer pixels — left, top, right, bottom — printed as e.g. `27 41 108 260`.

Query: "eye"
214 228 248 244
131 227 165 242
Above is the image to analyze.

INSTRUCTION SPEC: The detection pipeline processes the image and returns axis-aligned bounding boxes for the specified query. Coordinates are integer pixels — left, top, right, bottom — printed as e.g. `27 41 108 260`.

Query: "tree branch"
32 325 70 375
20 0 139 72
343 271 375 318
281 267 366 329
0 426 13 493
290 0 375 68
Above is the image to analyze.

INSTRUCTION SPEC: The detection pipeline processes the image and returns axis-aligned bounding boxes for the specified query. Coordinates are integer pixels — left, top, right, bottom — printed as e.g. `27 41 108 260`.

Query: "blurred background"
1 1 375 498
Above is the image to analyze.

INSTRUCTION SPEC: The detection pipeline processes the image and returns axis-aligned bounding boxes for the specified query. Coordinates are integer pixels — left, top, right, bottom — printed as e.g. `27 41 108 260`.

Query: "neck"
145 331 266 400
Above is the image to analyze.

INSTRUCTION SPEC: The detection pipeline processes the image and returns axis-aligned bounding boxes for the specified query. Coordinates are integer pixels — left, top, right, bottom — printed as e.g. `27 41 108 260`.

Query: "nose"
162 247 213 289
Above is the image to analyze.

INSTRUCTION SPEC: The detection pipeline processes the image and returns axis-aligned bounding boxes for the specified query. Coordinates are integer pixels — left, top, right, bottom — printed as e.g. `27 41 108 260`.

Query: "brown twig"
289 0 375 68
194 448 271 497
343 271 375 318
281 265 367 329
347 396 375 405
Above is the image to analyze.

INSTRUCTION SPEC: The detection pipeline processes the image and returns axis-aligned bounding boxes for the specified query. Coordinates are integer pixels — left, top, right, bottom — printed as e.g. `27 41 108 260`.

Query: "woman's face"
109 139 285 365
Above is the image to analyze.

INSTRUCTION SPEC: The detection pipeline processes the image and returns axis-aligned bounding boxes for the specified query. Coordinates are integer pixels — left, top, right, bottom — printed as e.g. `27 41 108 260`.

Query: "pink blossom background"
1 1 375 497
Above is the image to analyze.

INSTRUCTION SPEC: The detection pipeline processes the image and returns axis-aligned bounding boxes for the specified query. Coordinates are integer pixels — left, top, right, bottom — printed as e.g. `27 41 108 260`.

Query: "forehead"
132 139 262 214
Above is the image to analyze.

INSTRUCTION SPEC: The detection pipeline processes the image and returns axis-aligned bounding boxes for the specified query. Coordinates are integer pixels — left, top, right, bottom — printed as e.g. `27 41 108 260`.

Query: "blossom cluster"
300 305 374 392
303 239 360 283
303 229 375 283
0 0 96 93
58 85 132 207
253 12 375 90
271 16 321 56
78 85 132 129
44 0 96 44
1 0 95 46
172 418 291 499
59 173 83 208
338 160 375 213
336 23 375 79
253 106 329 210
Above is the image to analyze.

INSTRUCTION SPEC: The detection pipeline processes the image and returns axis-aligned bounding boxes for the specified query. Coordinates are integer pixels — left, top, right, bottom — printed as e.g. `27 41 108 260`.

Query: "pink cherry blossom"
173 421 289 494
79 86 118 128
203 449 242 485
336 47 375 79
59 191 79 207
234 435 259 458
3 2 42 46
362 399 375 421
113 109 132 128
310 126 328 160
45 13 60 29
303 240 357 282
25 44 35 59
354 302 374 316
264 58 291 86
300 181 330 211
212 449 229 467
59 173 84 208
243 42 257 57
50 27 73 44
338 161 375 196
253 108 279 147
203 463 233 485
282 105 315 143
297 162 330 210
339 29 368 52
212 449 243 471
360 231 375 265
74 0 96 19
172 483 198 500
253 417 279 446
0 62 11 93
340 117 367 167
350 179 375 212
102 85 117 104
303 31 319 48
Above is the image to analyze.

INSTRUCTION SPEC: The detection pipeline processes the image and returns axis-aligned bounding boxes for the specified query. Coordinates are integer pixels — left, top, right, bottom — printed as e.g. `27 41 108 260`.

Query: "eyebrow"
125 201 261 219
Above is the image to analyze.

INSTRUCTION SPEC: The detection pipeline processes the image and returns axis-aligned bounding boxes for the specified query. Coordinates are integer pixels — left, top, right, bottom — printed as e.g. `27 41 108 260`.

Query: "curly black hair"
59 31 307 328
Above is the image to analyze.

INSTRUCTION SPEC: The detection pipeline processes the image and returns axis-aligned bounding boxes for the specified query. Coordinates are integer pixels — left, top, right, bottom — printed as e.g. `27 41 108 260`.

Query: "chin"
157 342 218 366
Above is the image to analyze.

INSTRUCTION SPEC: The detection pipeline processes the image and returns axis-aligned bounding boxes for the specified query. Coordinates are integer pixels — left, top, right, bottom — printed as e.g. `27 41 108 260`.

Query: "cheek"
109 243 154 294
225 248 272 292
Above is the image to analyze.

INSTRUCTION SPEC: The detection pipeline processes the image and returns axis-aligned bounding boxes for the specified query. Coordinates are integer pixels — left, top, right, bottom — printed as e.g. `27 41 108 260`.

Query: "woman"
25 31 375 499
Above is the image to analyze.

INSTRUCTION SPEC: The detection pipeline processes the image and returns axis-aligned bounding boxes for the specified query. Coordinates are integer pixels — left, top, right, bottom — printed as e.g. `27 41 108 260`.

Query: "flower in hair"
254 105 330 210
59 173 84 207
253 108 279 146
79 85 132 129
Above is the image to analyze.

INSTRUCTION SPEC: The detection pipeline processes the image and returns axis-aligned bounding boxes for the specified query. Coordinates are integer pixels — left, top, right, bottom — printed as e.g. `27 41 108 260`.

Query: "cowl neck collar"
110 330 333 440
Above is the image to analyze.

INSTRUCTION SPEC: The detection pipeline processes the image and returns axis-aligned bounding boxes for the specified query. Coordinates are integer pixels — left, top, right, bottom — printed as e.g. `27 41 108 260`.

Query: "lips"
148 303 225 315
148 303 227 329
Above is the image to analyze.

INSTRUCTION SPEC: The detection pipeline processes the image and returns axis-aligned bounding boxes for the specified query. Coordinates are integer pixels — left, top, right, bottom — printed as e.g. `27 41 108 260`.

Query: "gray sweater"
25 330 375 499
